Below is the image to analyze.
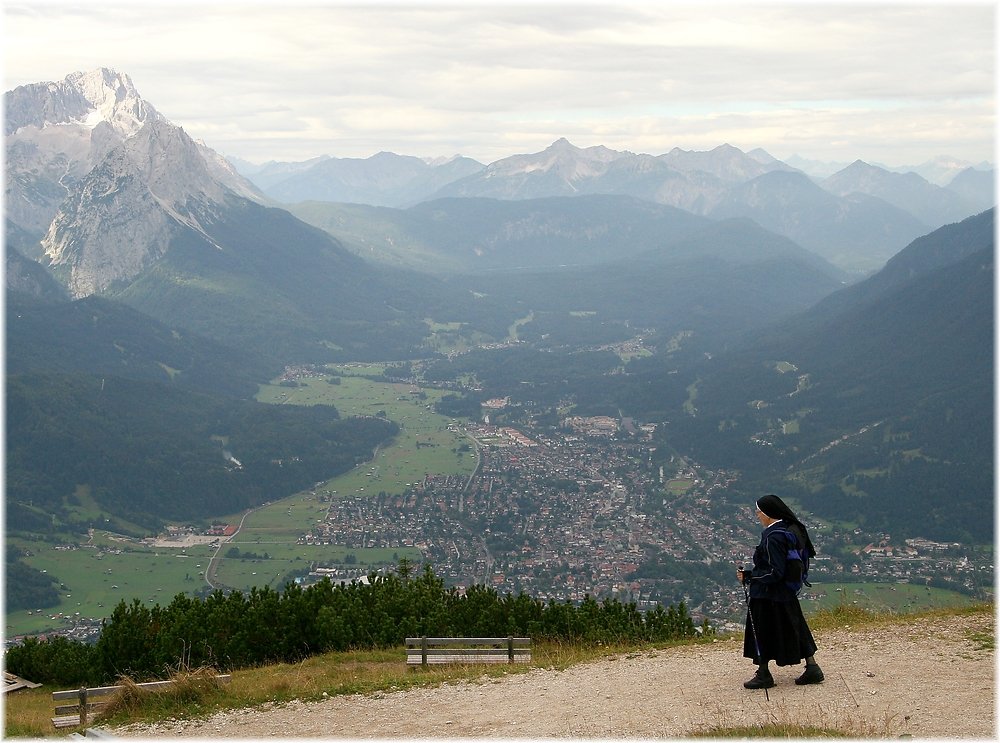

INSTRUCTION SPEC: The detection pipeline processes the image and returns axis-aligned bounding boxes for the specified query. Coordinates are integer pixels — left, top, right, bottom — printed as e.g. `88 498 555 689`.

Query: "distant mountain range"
236 138 992 274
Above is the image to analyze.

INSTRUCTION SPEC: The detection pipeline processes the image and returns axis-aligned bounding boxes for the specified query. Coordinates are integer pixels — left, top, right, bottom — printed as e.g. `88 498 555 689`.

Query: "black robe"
742 520 818 666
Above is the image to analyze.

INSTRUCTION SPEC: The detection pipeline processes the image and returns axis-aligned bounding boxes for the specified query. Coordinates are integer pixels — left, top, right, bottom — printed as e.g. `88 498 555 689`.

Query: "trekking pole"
743 582 769 702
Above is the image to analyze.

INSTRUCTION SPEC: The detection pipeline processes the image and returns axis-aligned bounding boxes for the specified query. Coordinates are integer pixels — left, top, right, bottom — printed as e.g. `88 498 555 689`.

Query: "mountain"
782 154 853 179
663 210 994 542
285 194 714 273
4 68 259 247
7 69 508 362
945 167 996 214
708 170 933 273
821 160 983 227
229 154 332 188
244 151 485 206
897 155 993 186
429 140 973 273
660 143 798 184
445 216 847 353
432 138 631 200
232 135 987 277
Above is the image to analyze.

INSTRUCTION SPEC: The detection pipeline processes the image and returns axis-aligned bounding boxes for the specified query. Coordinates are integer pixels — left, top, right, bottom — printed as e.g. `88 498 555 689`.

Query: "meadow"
801 581 980 614
6 536 216 637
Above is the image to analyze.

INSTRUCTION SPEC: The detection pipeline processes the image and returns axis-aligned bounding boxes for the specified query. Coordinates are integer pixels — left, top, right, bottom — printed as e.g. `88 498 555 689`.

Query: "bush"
7 562 701 686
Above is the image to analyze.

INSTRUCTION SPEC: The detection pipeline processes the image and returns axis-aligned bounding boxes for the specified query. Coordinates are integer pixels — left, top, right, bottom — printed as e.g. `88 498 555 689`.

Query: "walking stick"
743 582 770 701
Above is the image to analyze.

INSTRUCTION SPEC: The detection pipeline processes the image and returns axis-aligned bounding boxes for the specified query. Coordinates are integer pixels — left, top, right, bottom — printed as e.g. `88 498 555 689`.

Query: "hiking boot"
795 664 824 685
743 669 775 689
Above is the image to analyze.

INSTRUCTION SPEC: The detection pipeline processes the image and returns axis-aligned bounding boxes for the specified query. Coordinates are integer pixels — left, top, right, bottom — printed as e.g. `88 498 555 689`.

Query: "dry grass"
97 667 231 723
691 697 903 738
4 603 991 738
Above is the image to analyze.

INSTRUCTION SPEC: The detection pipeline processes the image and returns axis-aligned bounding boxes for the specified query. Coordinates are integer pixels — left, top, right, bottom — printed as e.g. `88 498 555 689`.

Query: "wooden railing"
51 675 231 728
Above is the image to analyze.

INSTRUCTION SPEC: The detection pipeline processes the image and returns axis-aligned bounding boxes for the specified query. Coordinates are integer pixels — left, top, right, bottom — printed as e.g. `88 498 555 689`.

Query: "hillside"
657 210 994 542
6 371 399 533
109 609 993 738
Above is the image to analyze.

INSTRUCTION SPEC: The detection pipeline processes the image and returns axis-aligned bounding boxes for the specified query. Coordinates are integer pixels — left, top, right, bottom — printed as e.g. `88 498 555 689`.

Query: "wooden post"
507 635 514 663
78 687 88 726
421 636 428 667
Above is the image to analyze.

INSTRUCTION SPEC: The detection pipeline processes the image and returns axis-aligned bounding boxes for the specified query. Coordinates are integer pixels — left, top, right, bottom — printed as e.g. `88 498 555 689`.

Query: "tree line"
6 562 705 687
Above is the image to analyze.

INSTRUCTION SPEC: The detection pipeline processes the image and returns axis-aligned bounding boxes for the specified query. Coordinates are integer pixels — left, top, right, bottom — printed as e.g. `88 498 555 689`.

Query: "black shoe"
744 670 775 689
795 664 824 685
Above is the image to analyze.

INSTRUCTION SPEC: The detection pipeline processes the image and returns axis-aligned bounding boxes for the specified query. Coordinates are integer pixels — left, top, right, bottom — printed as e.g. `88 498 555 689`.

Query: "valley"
4 67 994 669
8 361 988 644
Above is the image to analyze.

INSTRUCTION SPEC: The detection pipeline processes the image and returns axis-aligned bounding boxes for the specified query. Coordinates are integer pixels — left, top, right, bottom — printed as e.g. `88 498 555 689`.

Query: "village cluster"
296 418 989 628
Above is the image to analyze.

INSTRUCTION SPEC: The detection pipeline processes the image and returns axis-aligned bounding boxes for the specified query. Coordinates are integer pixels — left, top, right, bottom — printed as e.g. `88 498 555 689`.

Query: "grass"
6 604 992 738
2 636 710 737
800 580 981 617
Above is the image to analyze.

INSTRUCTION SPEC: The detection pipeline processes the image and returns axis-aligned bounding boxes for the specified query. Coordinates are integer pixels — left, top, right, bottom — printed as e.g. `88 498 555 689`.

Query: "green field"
800 581 979 614
6 535 216 637
255 368 477 502
213 544 419 590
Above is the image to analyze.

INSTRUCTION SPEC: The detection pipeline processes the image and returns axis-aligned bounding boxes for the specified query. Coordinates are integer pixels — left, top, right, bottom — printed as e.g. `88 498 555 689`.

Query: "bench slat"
405 637 530 646
51 715 81 728
407 647 531 657
407 655 531 665
54 702 107 715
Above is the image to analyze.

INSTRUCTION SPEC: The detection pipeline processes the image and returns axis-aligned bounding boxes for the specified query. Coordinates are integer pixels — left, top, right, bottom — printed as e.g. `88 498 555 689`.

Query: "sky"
2 1 996 168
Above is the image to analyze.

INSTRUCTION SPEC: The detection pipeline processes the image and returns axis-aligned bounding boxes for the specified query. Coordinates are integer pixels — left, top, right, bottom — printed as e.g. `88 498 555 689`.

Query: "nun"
736 493 824 688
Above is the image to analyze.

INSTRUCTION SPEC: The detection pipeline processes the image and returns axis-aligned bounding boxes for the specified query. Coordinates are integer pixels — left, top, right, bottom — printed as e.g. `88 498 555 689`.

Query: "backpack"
772 526 810 594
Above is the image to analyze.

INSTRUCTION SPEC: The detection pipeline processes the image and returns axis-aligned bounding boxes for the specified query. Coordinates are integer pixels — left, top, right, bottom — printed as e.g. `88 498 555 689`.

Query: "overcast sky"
3 1 996 167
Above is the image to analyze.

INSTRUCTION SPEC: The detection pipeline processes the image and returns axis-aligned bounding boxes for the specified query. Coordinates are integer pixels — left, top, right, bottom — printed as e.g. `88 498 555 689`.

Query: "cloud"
3 2 994 166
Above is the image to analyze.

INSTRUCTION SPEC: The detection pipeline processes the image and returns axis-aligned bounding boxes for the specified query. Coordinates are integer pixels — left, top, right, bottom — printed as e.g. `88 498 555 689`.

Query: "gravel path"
113 612 994 739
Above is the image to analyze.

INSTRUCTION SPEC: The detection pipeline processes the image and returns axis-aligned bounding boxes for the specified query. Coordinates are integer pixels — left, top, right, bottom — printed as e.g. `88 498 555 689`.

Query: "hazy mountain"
245 151 485 206
945 167 996 214
897 155 993 186
286 194 714 273
660 143 798 184
432 138 628 200
821 160 982 226
664 209 995 542
708 170 932 273
427 139 977 273
782 154 853 179
446 216 847 353
228 154 332 188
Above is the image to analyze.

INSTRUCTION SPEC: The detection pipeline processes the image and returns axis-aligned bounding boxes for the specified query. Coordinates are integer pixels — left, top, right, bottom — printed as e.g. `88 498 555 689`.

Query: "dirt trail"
113 612 994 739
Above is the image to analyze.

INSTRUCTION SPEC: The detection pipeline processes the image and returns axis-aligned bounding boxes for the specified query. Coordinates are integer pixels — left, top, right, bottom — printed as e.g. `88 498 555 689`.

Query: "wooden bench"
51 675 231 728
405 636 531 666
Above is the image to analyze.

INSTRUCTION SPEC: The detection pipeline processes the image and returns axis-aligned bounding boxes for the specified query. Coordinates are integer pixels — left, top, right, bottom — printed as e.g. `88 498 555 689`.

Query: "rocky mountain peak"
6 67 161 137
